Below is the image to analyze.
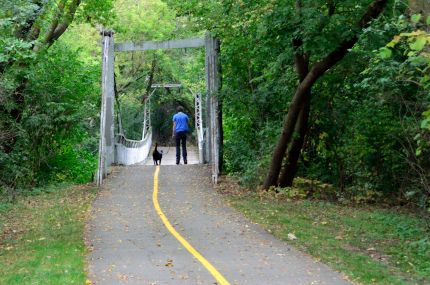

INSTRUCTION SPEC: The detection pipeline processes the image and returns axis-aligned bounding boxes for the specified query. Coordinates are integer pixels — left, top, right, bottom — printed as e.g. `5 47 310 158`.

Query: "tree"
1 0 113 139
0 0 113 192
263 0 389 189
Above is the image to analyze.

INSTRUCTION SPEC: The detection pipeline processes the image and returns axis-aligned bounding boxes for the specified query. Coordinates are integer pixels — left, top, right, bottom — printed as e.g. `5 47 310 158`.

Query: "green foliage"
26 44 99 184
44 140 97 184
361 16 430 207
223 103 282 187
165 0 430 209
113 0 176 41
1 40 100 192
0 1 36 64
1 0 429 211
59 23 102 65
112 0 205 144
0 0 112 194
75 0 115 26
291 12 430 207
150 87 195 143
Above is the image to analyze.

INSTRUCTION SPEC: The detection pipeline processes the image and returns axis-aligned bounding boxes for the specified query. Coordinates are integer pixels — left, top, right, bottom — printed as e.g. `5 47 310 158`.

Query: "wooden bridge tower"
97 31 222 186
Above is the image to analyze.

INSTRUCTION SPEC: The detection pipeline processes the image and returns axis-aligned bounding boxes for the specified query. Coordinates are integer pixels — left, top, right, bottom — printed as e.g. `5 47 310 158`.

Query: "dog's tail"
154 143 158 151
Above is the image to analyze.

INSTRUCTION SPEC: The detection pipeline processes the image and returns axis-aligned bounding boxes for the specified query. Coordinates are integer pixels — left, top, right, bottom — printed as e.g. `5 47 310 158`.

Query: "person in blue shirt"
172 106 189 164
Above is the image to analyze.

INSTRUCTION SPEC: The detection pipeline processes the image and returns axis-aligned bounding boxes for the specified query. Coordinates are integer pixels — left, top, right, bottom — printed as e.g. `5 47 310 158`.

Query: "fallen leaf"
118 273 129 281
287 233 297 240
165 259 174 267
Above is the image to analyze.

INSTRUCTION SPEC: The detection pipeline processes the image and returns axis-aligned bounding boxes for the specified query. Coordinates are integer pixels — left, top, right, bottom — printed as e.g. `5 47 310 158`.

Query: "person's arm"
172 121 176 138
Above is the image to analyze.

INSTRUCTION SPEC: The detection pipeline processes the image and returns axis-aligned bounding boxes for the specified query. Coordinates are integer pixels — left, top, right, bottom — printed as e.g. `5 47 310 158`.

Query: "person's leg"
181 132 187 164
175 134 181 164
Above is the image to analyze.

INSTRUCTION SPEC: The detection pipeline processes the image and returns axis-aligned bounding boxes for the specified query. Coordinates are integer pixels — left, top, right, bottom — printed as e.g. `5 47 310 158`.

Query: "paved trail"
87 163 352 285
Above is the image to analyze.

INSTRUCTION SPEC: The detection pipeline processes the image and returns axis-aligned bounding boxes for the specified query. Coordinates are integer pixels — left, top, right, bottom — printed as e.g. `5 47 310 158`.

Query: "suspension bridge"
96 31 221 186
87 32 352 285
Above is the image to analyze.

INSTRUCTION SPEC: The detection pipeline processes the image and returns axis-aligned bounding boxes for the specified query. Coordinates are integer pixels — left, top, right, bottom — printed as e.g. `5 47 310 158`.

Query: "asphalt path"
87 164 352 285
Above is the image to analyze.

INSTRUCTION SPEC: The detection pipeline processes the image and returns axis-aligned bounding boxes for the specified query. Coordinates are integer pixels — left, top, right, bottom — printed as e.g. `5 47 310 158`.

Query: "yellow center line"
152 166 231 285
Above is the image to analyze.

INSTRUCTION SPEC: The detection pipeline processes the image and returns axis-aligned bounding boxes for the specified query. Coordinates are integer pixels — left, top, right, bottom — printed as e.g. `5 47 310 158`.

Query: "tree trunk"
277 36 310 188
263 0 388 189
262 74 315 189
276 1 311 188
141 58 157 104
278 95 310 187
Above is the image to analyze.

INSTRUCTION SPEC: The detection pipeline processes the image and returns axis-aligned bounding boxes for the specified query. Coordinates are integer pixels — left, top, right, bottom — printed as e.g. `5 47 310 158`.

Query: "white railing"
115 131 152 165
195 92 205 163
115 94 152 165
114 87 207 166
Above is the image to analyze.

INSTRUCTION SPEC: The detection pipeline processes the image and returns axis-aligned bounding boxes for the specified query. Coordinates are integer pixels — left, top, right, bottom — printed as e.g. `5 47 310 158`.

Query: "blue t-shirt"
173 112 189 133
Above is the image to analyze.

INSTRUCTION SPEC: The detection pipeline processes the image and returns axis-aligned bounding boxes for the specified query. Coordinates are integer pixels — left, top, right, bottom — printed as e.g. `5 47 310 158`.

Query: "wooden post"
97 30 115 187
205 34 221 183
195 92 205 163
204 91 210 164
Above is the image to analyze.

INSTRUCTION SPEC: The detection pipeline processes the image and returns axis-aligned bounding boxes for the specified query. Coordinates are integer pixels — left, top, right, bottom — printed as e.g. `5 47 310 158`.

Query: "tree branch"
292 0 310 82
117 73 148 94
312 0 388 79
327 0 335 16
141 58 157 104
293 39 309 81
38 0 66 50
49 0 81 45
36 0 81 50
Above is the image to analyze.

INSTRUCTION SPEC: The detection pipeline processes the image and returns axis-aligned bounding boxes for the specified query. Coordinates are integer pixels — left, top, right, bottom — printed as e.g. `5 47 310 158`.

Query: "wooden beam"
97 31 115 187
115 37 205 52
205 35 221 183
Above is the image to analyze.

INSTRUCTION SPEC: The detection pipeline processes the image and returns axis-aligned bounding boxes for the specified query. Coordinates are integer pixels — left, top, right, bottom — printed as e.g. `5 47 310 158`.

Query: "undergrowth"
217 176 430 285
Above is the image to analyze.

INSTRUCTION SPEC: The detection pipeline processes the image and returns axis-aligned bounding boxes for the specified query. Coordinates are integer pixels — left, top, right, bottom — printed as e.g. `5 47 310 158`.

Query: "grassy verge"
0 184 97 285
219 182 430 285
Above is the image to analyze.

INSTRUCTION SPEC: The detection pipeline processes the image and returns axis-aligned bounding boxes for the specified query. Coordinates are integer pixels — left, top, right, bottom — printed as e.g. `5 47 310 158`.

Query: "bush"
0 42 100 193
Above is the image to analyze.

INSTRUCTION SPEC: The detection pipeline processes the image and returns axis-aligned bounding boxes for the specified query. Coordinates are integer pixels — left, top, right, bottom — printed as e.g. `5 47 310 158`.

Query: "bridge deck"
144 145 200 165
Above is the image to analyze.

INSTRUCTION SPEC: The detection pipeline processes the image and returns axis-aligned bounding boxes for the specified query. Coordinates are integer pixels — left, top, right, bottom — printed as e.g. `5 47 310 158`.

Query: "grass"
0 184 97 285
222 187 430 285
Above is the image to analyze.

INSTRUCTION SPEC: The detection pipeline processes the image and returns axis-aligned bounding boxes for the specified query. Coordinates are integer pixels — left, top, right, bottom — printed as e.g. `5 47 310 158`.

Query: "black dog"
152 143 163 165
